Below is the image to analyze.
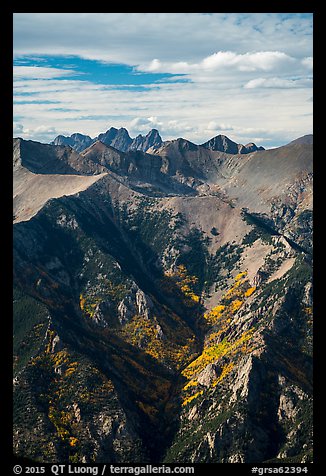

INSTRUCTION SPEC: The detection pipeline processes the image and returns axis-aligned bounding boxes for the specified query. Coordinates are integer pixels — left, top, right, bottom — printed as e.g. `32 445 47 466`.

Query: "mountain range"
52 127 266 155
52 128 163 153
13 131 313 464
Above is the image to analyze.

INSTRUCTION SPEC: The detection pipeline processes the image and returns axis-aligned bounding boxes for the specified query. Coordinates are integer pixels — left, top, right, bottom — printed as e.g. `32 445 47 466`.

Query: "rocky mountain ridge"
52 128 163 153
287 134 313 146
200 134 264 154
52 127 267 155
13 131 313 464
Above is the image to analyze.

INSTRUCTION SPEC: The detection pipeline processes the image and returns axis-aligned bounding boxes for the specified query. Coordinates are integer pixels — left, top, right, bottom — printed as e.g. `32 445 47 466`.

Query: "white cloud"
13 13 313 148
201 50 295 72
12 123 61 142
302 56 313 70
130 116 161 129
14 13 313 63
244 77 313 89
138 51 298 76
13 65 76 79
144 59 162 72
13 122 24 134
206 121 234 132
13 70 313 147
136 50 311 88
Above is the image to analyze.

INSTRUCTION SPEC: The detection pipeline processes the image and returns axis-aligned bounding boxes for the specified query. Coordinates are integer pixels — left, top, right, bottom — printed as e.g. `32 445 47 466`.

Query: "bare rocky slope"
13 134 313 463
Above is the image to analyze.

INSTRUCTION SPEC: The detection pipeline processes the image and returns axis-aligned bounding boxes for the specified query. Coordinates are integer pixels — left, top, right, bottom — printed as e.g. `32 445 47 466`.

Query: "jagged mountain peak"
156 137 198 150
97 127 132 152
201 134 239 154
144 128 161 141
96 127 118 140
70 132 92 140
52 132 94 152
53 127 163 154
201 134 265 155
128 128 163 152
147 127 160 135
51 127 268 156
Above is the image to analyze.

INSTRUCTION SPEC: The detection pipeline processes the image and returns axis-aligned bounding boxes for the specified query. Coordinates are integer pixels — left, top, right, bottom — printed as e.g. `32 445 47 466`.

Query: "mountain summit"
201 134 265 154
52 132 93 152
97 127 132 151
130 128 163 152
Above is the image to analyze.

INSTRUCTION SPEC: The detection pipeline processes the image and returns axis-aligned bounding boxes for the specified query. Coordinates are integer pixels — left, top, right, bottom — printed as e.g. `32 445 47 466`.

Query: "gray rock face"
117 284 153 324
278 393 296 421
197 363 221 387
275 375 312 460
95 127 133 152
108 128 133 152
155 324 164 340
97 127 119 147
92 302 110 328
135 288 153 319
72 402 81 424
117 299 134 325
129 129 163 152
302 282 313 307
51 334 64 354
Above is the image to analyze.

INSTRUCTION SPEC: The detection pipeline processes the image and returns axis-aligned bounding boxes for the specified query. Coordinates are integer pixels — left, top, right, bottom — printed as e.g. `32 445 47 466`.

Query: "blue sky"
14 56 186 87
13 13 313 147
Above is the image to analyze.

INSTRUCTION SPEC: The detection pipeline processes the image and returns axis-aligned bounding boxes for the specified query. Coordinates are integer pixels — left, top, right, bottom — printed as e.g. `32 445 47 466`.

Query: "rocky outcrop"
197 363 221 387
91 302 111 328
302 282 313 307
118 284 153 324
